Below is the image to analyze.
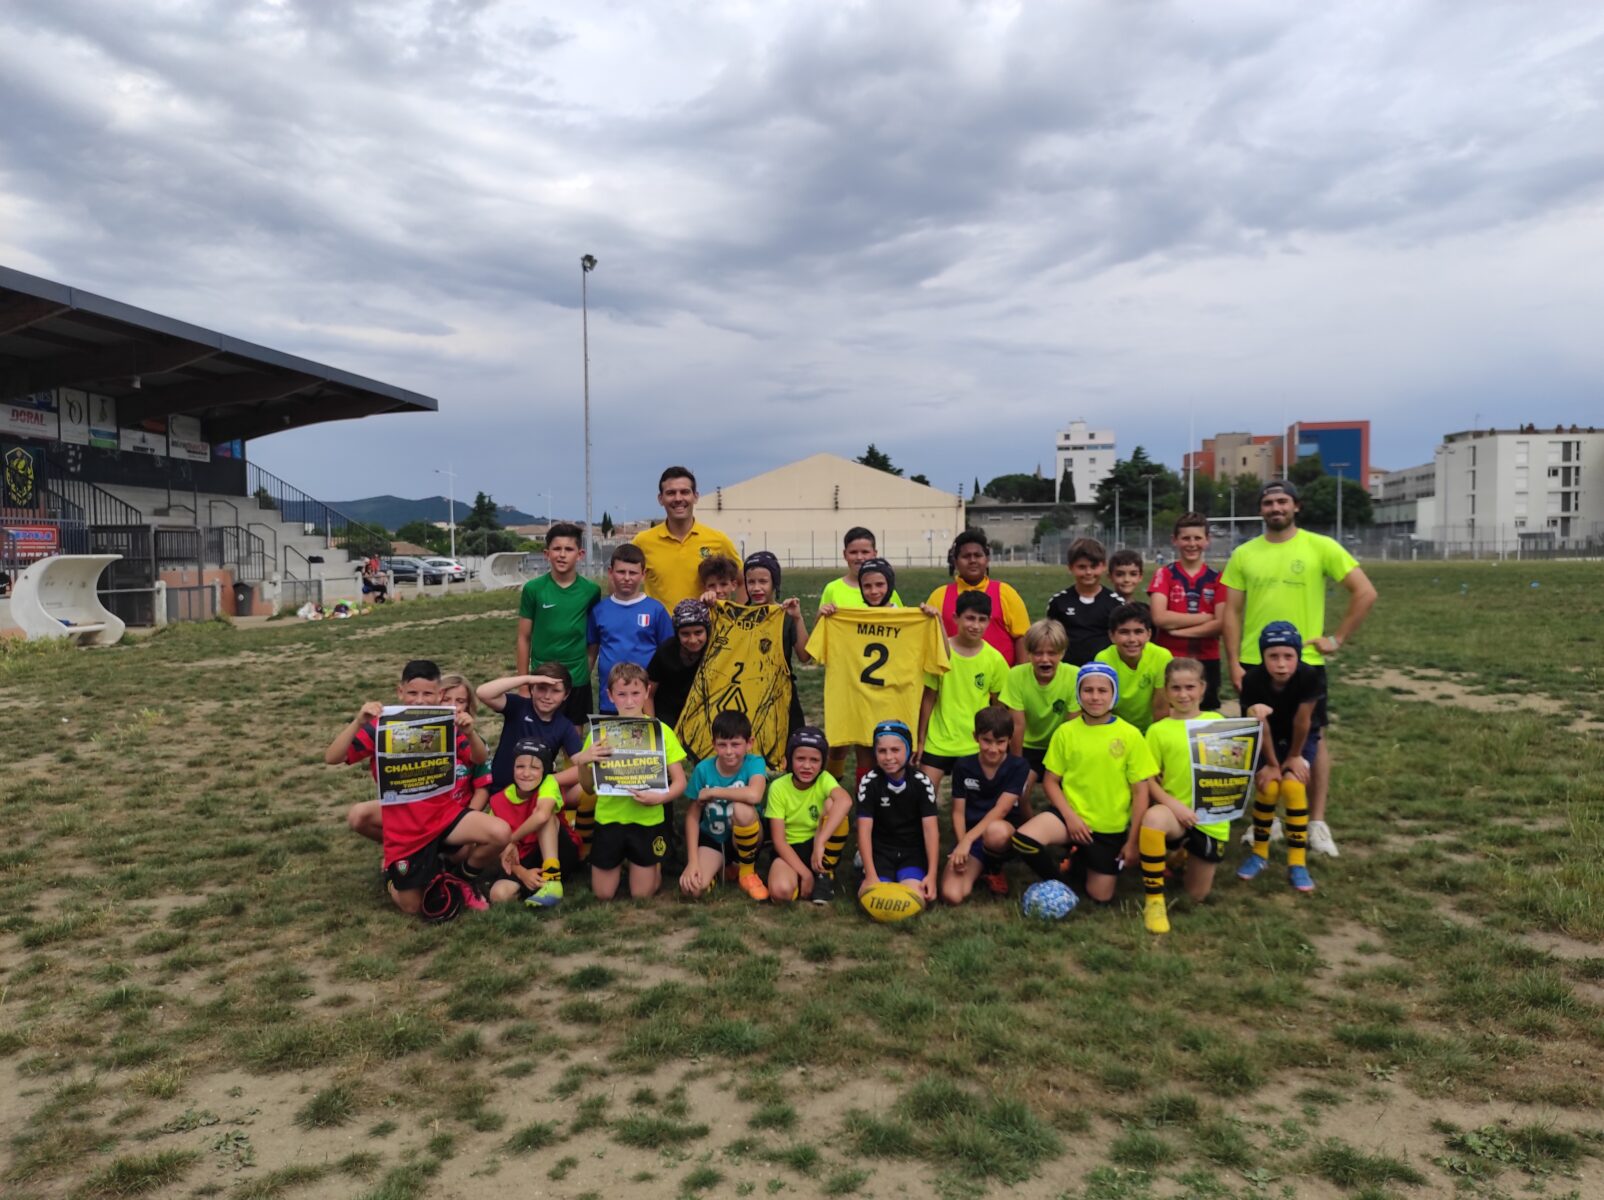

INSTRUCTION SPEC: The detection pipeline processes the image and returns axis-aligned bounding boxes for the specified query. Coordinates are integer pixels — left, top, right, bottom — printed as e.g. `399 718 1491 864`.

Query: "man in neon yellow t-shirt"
631 466 740 610
1221 480 1377 857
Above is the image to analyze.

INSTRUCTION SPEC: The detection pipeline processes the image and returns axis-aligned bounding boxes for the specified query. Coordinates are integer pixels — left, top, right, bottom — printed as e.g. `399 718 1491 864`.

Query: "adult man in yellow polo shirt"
632 466 740 610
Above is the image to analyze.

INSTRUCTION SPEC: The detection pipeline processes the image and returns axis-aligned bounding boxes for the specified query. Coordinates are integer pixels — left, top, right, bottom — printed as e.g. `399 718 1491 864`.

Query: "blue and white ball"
1021 879 1077 920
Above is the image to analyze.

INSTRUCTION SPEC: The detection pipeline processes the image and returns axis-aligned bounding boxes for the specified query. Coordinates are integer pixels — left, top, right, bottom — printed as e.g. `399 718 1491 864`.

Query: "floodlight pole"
1187 406 1196 512
1145 473 1155 552
435 464 457 561
581 254 598 565
1331 461 1350 543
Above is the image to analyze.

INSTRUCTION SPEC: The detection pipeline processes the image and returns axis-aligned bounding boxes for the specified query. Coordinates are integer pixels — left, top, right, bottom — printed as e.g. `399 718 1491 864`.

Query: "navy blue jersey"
489 694 583 790
950 753 1030 827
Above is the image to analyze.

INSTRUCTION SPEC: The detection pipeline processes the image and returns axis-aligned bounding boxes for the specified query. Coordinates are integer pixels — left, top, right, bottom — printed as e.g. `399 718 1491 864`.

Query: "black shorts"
1021 746 1048 777
786 839 816 869
1043 811 1127 876
563 683 596 726
1202 659 1222 713
870 844 926 882
480 848 546 899
590 820 667 870
1170 826 1224 865
1272 724 1324 768
918 751 958 774
385 807 469 892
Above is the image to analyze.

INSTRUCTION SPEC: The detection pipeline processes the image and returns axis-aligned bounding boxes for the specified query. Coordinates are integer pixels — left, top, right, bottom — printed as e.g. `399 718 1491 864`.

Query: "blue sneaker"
1237 854 1270 882
526 880 564 908
1287 866 1315 894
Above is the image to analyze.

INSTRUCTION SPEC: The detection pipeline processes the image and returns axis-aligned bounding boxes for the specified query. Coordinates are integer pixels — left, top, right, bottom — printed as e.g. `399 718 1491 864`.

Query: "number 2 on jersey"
859 642 889 687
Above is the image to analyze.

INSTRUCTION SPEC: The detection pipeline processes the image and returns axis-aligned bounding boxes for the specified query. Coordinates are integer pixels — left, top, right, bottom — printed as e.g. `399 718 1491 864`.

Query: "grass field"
2 560 1602 1200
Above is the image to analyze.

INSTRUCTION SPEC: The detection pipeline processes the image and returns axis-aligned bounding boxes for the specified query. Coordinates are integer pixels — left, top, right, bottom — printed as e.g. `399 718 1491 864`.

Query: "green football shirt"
764 770 843 843
518 573 601 686
1094 641 1174 733
1219 530 1357 666
1042 716 1159 834
1144 714 1229 843
999 662 1080 748
922 641 1010 758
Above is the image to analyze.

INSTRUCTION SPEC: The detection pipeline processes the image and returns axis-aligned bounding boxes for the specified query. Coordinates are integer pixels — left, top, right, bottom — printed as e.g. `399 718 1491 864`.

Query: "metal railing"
205 526 267 583
207 497 240 528
284 543 311 585
248 521 278 574
247 462 391 558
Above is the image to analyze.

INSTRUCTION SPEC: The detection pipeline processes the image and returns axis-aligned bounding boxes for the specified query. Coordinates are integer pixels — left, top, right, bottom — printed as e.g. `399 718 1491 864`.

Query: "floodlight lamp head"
581 254 598 272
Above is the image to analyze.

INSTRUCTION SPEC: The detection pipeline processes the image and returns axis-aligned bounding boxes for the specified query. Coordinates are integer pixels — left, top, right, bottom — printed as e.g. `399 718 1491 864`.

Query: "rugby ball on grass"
860 881 925 923
1021 879 1078 920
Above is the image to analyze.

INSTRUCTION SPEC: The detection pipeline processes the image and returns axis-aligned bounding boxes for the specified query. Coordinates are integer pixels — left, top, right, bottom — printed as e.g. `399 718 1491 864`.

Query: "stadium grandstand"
0 265 437 626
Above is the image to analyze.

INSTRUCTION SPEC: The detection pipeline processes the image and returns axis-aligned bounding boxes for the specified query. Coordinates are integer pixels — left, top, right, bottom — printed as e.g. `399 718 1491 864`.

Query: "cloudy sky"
3 0 1602 519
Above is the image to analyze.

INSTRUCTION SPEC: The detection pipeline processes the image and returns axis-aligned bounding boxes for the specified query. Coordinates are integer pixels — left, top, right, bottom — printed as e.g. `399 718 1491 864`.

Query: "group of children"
329 513 1330 934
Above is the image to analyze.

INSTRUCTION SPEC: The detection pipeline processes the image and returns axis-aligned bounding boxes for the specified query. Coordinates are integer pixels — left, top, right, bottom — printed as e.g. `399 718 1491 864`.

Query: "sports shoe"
810 872 834 905
1240 819 1283 847
1287 865 1315 894
738 872 770 902
1237 854 1270 882
1143 897 1171 935
982 870 1009 897
452 875 489 912
1307 820 1340 858
526 879 563 908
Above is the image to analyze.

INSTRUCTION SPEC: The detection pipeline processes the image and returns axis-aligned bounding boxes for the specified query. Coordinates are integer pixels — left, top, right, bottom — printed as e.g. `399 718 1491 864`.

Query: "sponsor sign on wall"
0 391 60 442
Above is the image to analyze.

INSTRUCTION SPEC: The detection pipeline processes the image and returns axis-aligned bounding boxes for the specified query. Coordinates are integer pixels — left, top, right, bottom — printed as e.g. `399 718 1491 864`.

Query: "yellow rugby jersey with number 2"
805 610 950 748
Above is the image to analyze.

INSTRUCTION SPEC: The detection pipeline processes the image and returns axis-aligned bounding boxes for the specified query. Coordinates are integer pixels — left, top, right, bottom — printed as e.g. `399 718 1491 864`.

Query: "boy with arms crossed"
516 523 601 723
1148 513 1228 711
1010 663 1159 904
941 706 1031 904
766 726 853 905
679 710 770 900
1138 659 1229 934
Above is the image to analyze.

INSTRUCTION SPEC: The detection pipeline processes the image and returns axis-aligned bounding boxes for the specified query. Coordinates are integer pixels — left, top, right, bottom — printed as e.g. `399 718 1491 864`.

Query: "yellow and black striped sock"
574 793 596 861
542 857 561 885
732 821 762 878
1251 780 1279 860
1282 779 1309 869
1139 826 1170 934
819 817 849 877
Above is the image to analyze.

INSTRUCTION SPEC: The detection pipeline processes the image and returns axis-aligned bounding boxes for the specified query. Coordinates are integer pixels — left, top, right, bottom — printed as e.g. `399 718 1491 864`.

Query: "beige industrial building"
704 453 966 567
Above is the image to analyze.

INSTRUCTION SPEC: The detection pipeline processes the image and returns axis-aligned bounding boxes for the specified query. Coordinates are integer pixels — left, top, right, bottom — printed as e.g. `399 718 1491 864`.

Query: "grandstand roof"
0 266 437 442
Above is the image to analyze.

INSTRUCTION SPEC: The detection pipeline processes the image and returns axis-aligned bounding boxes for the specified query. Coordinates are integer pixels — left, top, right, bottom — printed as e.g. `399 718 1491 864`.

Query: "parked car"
382 556 444 585
423 557 471 582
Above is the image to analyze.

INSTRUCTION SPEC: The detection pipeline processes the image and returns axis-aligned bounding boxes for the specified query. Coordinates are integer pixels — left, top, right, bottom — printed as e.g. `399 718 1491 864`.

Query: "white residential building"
1054 419 1116 502
1431 427 1604 549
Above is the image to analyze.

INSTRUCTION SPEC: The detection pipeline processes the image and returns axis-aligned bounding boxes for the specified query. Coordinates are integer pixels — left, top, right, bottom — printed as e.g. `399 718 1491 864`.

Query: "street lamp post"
1145 473 1156 552
1331 461 1350 543
581 254 598 566
1114 489 1121 547
434 464 457 561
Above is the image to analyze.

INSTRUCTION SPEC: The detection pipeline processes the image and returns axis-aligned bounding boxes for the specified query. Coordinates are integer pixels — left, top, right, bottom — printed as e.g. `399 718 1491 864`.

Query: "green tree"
982 473 1055 503
600 512 615 538
1288 453 1325 488
1298 475 1373 529
856 444 903 477
909 473 930 486
1093 447 1184 531
1033 504 1078 544
393 520 448 553
1058 468 1076 504
973 476 982 499
461 491 503 532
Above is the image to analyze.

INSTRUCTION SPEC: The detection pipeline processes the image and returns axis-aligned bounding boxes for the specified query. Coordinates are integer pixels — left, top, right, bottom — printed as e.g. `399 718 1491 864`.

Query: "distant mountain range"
329 494 544 530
